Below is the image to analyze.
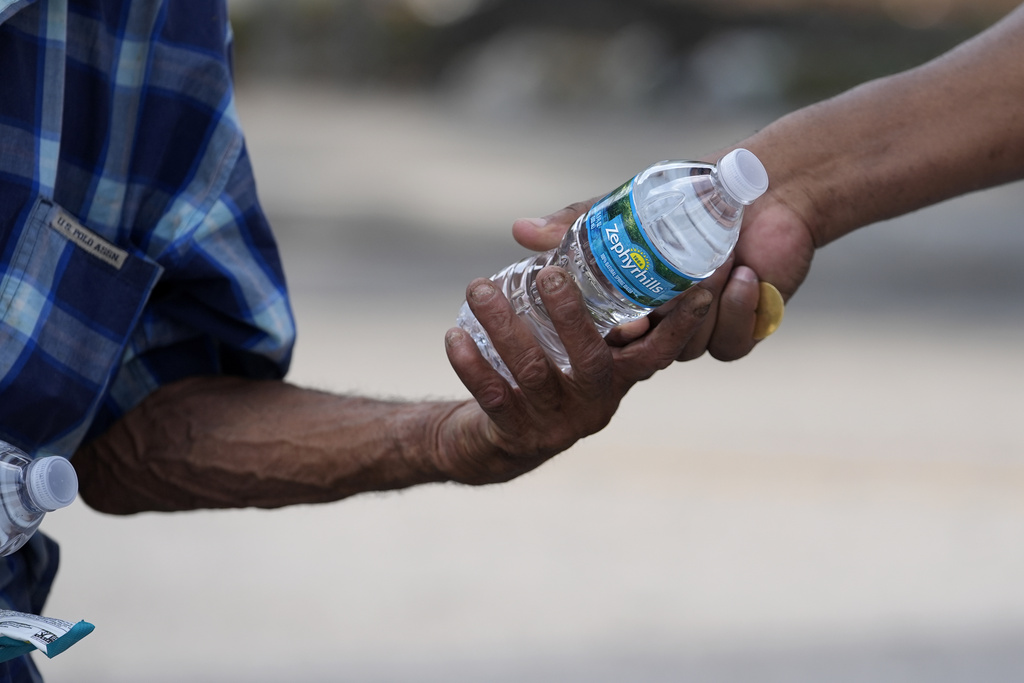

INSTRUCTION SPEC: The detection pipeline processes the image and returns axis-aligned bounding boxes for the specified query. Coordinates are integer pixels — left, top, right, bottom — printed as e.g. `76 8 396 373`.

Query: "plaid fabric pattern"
0 0 295 458
0 1 296 675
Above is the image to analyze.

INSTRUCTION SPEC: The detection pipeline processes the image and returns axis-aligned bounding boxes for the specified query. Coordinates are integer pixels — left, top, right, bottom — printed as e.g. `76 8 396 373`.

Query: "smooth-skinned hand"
510 189 815 363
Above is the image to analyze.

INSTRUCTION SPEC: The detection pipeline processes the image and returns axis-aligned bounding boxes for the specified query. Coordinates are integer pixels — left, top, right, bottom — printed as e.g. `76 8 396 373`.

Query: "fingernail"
692 288 714 317
523 217 548 228
469 281 496 303
539 269 567 294
445 329 462 348
732 266 758 284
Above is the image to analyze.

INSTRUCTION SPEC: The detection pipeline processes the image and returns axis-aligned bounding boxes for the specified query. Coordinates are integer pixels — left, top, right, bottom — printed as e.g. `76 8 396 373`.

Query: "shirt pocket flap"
0 198 163 456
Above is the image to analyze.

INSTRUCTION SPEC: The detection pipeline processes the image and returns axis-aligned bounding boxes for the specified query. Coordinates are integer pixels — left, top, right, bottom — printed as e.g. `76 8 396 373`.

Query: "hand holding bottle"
443 270 714 484
459 150 769 380
511 151 811 364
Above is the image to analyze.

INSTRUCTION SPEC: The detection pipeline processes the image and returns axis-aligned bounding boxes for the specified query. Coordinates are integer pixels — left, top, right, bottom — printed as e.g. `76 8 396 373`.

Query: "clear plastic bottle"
456 148 768 383
0 440 79 557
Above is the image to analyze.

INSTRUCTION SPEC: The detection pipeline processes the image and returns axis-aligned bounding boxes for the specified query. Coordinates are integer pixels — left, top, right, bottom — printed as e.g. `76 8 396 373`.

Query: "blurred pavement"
39 85 1024 682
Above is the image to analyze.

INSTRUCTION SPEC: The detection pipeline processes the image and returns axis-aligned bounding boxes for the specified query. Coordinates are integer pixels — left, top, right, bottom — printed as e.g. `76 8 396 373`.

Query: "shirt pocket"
0 197 163 457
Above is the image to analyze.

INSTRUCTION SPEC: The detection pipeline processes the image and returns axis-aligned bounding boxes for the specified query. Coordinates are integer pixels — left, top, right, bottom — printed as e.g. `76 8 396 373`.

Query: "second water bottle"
0 441 79 557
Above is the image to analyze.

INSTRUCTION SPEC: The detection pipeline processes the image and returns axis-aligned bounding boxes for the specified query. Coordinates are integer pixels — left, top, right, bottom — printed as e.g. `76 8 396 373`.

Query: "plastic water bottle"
0 440 79 557
456 148 768 383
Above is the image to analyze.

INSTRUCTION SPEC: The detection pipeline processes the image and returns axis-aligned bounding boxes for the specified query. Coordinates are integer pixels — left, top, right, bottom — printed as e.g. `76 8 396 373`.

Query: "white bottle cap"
26 457 78 512
717 148 769 204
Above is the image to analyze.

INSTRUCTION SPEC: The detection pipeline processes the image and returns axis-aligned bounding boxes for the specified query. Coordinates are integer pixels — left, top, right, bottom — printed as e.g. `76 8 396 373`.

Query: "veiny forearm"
73 376 465 514
743 5 1024 246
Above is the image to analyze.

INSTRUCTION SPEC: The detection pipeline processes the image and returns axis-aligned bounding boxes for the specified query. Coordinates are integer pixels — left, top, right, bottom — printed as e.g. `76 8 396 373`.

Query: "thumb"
512 200 596 251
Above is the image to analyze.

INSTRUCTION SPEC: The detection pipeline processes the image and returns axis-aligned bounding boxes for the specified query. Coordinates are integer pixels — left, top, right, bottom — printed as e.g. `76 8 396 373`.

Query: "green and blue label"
587 180 699 308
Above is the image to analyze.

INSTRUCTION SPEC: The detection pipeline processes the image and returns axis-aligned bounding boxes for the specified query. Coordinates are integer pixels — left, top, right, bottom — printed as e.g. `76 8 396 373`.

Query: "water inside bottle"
637 169 741 280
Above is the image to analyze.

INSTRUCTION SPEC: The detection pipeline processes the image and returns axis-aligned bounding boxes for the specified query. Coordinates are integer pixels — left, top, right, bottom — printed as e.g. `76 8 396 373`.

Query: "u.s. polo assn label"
49 209 128 270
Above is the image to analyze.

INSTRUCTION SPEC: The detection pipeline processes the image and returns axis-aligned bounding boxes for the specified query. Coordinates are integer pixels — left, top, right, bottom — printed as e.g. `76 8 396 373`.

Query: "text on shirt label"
49 210 128 270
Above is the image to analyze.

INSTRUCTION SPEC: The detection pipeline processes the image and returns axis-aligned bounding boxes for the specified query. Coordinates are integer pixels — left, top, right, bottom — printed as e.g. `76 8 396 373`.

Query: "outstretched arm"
75 267 713 514
745 3 1024 248
515 5 1024 361
72 378 457 513
706 4 1024 360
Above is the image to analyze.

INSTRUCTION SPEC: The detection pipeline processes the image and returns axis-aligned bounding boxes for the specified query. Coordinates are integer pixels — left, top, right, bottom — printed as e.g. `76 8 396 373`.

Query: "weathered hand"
440 265 712 485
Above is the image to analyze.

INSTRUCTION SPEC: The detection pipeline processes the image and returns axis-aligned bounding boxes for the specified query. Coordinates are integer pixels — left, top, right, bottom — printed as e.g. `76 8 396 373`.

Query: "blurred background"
40 0 1024 681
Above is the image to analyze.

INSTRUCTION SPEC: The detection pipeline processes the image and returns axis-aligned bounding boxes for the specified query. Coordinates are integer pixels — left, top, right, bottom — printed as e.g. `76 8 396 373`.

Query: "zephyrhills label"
587 180 698 308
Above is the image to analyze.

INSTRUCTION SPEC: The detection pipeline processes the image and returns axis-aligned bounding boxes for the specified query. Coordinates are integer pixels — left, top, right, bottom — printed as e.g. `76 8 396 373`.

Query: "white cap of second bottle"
26 457 78 512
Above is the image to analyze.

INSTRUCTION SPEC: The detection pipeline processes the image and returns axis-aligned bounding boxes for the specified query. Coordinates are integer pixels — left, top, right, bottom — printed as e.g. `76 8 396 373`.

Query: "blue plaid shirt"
0 0 295 678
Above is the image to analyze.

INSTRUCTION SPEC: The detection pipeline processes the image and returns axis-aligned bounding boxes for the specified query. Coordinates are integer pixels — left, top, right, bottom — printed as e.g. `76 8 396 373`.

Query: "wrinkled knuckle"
474 380 513 413
480 316 518 350
546 297 592 337
510 347 554 391
544 287 575 312
571 344 613 385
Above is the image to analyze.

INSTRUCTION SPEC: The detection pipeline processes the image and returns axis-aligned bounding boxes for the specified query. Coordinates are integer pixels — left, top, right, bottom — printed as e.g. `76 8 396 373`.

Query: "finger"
463 278 558 396
512 200 596 251
617 286 714 382
444 327 541 475
444 327 516 417
604 317 651 347
534 266 612 391
449 285 554 442
707 266 760 361
673 260 733 362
